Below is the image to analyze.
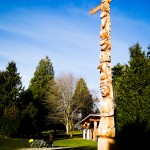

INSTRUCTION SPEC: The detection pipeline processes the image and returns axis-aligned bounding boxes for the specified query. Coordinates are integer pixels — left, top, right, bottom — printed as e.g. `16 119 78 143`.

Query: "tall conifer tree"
0 61 23 137
73 78 93 119
29 56 55 137
113 43 150 149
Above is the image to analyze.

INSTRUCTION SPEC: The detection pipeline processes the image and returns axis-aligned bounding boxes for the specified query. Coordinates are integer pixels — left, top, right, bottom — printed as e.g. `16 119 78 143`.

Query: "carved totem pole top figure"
89 0 115 139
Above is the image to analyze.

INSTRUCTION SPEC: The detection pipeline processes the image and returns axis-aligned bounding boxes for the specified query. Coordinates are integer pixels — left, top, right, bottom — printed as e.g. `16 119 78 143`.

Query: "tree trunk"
69 120 74 138
66 119 69 135
69 131 73 138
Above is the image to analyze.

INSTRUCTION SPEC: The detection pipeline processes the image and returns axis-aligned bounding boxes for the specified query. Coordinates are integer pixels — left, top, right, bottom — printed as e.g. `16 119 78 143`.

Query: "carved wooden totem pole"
89 0 115 150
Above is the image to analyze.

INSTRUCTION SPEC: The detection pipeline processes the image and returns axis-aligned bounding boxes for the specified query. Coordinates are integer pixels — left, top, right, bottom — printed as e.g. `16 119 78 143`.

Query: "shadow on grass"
57 146 97 150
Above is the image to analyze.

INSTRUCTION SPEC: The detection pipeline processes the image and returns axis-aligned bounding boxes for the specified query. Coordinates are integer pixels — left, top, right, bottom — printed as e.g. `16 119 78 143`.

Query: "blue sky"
0 0 150 93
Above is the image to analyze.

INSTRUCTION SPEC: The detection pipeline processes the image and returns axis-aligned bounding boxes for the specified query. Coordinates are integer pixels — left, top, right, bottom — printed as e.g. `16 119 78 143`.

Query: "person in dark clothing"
49 134 53 148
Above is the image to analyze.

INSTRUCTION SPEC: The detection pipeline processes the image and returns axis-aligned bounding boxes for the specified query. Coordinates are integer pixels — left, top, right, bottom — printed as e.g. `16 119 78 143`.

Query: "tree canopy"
112 42 150 149
0 61 24 137
29 55 55 137
73 78 93 120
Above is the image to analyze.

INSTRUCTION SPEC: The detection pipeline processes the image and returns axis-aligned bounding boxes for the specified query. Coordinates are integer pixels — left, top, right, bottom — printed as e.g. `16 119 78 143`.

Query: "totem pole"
89 0 115 150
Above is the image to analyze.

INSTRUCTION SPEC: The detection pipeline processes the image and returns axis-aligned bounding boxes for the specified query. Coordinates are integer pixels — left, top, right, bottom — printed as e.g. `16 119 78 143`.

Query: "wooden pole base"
98 137 116 150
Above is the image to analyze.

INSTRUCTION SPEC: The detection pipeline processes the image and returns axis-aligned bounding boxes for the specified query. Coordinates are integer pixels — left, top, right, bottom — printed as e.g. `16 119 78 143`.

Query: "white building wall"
87 129 90 140
83 129 86 139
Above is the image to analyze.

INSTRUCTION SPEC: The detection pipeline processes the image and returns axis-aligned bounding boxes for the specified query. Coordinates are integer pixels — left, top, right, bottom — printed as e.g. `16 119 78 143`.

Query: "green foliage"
112 43 150 136
15 89 38 136
0 61 23 109
19 101 38 136
44 79 60 124
0 61 24 137
29 55 55 137
73 78 93 119
29 55 54 99
0 105 20 137
0 71 6 114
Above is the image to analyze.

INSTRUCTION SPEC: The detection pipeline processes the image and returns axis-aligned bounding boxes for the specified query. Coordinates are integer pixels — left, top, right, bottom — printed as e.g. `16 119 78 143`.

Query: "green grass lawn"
0 135 97 150
0 135 29 150
53 137 97 150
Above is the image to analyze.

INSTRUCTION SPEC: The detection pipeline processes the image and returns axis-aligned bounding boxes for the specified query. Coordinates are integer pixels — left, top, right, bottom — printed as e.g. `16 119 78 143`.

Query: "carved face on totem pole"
98 62 112 82
100 85 110 97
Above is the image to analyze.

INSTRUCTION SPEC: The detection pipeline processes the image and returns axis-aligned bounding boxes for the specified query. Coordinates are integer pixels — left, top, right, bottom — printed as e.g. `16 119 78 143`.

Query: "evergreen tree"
0 70 5 115
113 43 150 149
43 79 59 124
0 61 23 137
1 61 23 108
73 78 93 120
29 55 55 137
18 89 38 137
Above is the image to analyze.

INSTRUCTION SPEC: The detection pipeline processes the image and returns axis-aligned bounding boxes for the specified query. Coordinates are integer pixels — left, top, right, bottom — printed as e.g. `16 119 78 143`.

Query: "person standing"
49 134 53 148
